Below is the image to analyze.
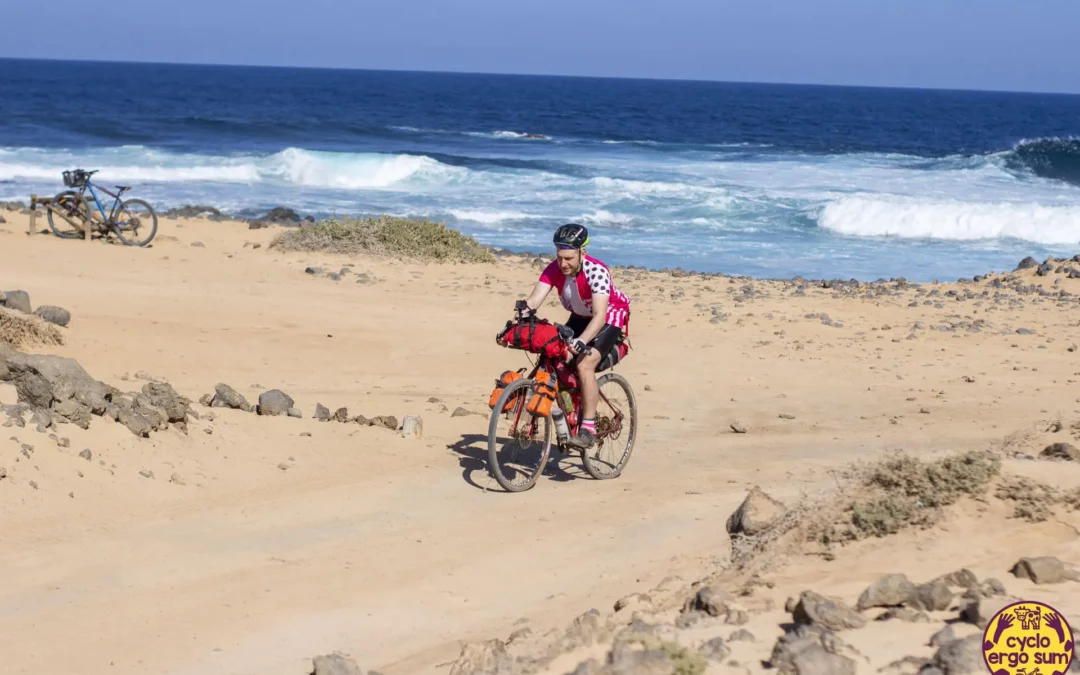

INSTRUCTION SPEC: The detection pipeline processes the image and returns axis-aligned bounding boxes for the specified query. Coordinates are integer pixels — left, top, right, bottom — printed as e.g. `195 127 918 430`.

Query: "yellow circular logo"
983 600 1074 675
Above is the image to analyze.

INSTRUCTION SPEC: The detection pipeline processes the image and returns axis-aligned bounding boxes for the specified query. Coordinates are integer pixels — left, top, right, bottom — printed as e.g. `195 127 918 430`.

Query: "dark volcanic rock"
1 290 31 314
792 591 866 631
257 389 295 416
33 306 70 327
857 574 916 610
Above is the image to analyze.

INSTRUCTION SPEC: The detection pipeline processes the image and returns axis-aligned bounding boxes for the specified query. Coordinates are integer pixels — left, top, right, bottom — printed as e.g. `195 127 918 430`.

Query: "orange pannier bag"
489 369 525 412
525 368 558 417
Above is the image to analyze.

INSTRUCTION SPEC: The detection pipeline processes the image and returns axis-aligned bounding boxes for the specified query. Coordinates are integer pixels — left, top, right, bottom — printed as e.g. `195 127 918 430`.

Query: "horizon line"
2 55 1079 98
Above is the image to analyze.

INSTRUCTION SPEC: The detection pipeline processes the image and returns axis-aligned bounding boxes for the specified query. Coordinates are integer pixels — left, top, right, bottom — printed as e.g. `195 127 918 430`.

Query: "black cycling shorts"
567 313 625 371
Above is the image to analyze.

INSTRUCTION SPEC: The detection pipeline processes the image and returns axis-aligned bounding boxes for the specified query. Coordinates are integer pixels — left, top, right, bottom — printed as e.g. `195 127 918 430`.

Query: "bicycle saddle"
116 185 131 191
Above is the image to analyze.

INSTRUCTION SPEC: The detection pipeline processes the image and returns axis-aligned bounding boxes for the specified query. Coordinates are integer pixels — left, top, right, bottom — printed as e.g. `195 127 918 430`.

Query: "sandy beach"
3 209 1080 675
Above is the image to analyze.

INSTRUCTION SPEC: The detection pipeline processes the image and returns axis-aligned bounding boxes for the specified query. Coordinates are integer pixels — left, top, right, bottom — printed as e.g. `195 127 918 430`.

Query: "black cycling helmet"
553 223 589 250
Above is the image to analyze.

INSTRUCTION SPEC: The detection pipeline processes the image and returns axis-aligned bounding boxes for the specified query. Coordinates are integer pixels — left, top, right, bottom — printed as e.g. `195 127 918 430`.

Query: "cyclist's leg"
567 324 619 448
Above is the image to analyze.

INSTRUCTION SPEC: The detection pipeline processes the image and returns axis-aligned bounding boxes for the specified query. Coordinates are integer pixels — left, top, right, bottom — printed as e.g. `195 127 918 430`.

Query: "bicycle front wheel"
487 378 551 492
114 198 158 246
581 372 638 480
46 191 90 239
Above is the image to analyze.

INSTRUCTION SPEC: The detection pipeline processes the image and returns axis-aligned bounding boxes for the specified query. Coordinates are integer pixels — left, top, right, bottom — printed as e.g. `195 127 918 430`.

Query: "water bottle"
551 406 570 441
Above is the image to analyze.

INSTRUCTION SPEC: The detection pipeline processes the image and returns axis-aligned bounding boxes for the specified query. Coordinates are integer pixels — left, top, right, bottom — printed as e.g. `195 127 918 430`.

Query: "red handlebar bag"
496 320 565 359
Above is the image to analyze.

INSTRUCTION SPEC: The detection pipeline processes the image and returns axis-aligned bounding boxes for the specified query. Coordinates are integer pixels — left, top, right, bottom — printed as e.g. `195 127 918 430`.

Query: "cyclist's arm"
523 281 552 312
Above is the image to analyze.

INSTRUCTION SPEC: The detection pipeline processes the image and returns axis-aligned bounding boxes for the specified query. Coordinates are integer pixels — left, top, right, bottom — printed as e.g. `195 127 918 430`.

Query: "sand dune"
2 211 1080 674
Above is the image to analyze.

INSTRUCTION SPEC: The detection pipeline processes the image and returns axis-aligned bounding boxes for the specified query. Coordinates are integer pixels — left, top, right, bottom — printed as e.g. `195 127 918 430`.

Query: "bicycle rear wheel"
581 372 637 480
113 198 158 247
46 191 90 239
487 378 551 492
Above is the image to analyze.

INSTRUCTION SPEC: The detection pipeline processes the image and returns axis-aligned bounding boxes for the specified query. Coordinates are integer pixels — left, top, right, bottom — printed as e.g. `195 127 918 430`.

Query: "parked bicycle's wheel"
581 372 637 480
46 191 90 239
487 378 551 492
114 198 158 247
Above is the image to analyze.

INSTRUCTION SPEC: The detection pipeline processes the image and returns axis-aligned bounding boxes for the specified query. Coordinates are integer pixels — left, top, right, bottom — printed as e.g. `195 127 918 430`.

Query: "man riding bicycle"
518 224 631 449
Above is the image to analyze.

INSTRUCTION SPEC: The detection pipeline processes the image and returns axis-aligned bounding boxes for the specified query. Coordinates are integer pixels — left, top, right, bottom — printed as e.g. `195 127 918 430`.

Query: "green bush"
270 216 495 263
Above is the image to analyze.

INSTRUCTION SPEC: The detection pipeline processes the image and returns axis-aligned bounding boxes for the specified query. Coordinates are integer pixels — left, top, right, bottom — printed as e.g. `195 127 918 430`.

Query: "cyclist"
518 223 631 449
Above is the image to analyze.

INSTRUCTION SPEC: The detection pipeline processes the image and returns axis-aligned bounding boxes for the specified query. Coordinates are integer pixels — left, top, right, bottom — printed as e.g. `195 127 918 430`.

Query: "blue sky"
3 0 1079 93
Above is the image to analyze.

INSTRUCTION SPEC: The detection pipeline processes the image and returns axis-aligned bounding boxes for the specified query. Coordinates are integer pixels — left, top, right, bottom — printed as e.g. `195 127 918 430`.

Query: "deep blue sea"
2 58 1080 281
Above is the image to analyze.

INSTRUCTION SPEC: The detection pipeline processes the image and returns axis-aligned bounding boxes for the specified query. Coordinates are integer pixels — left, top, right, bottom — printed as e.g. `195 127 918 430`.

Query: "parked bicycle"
46 169 158 246
486 302 638 492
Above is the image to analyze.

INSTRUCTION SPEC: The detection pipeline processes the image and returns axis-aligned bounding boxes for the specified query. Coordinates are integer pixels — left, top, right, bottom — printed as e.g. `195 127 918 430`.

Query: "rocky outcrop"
4 352 192 436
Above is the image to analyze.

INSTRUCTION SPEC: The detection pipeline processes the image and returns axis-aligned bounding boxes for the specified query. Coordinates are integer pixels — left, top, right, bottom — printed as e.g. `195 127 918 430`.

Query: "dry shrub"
0 306 64 349
811 450 1001 544
995 476 1060 522
270 216 495 263
1062 487 1080 511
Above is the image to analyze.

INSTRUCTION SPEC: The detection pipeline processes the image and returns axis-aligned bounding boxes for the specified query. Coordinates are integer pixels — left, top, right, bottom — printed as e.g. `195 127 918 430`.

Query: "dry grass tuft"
0 306 64 349
270 216 495 263
995 476 1060 522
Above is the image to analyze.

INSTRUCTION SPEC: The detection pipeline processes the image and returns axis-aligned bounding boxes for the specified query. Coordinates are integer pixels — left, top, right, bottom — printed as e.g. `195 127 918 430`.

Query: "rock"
370 415 398 430
960 593 1019 628
310 653 363 675
401 415 422 438
877 656 932 675
876 607 929 622
698 637 731 661
730 420 748 433
199 393 213 406
779 413 796 420
1037 263 1055 276
332 407 349 423
139 469 154 479
79 448 91 460
190 241 205 248
857 574 916 610
451 407 475 418
685 586 735 617
929 625 957 647
210 383 252 412
6 353 110 419
768 625 858 675
1042 443 1080 461
936 569 979 591
142 382 190 423
1010 556 1080 584
53 398 92 429
447 635 514 673
287 408 302 419
1016 256 1039 270
906 580 953 612
133 394 168 431
116 407 153 437
33 306 71 327
614 593 652 613
315 403 330 421
1 290 31 313
559 609 607 651
727 485 786 537
169 472 185 485
728 629 755 642
931 635 984 674
792 591 866 631
259 207 301 224
166 205 221 219
257 389 295 416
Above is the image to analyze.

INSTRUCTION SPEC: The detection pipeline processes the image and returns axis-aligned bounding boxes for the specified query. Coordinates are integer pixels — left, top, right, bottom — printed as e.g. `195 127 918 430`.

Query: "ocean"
2 58 1080 282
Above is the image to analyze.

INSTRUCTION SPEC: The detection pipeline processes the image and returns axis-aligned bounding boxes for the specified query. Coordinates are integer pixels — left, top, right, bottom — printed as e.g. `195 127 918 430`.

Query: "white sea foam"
0 146 460 189
819 195 1080 244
